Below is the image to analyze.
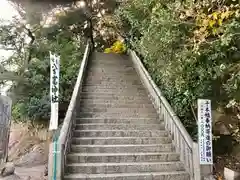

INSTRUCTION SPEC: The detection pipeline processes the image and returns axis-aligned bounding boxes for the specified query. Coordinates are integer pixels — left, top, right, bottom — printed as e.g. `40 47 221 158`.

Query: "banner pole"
49 51 60 180
53 131 58 180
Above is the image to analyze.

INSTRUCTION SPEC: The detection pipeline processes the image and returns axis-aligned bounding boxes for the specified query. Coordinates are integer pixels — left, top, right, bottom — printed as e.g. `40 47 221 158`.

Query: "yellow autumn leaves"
196 6 239 37
104 40 127 54
192 5 239 45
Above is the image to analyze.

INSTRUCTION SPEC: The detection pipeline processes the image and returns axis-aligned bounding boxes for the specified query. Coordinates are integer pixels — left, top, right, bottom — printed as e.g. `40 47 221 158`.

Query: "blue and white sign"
49 52 60 130
198 99 213 165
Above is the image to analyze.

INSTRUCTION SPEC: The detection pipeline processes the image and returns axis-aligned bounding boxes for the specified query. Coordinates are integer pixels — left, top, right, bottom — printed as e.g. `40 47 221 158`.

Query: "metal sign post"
198 99 213 178
49 52 60 180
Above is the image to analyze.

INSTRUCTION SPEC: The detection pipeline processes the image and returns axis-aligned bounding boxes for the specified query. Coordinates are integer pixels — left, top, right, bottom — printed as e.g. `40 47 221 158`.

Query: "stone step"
66 161 184 174
84 79 143 86
89 63 133 67
85 73 138 78
74 124 164 131
73 130 169 137
84 81 142 86
90 59 132 64
79 107 156 114
86 69 136 73
71 136 171 145
87 69 135 73
81 91 147 96
78 98 152 104
88 66 134 70
90 58 130 63
85 76 140 81
77 112 158 118
90 57 132 61
82 86 144 89
83 84 142 88
82 84 144 89
90 52 128 60
80 93 149 100
81 88 146 94
80 92 151 101
87 69 136 73
87 69 135 74
90 60 132 64
90 64 133 69
64 171 190 180
84 78 140 82
86 72 137 76
75 118 159 124
89 60 132 65
81 90 147 96
70 144 173 153
84 82 142 87
80 95 148 100
78 103 154 109
89 59 132 62
90 58 131 62
67 152 179 163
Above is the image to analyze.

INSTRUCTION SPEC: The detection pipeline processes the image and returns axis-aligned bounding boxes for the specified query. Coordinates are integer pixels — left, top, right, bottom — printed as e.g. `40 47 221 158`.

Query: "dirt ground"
2 122 51 180
1 165 46 180
212 110 240 179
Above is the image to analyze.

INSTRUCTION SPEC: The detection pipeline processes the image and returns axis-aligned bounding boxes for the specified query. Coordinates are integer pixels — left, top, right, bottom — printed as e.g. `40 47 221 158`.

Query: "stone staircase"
64 52 190 180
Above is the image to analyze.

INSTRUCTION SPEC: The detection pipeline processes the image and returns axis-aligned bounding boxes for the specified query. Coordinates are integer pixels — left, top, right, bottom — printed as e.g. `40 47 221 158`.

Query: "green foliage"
1 0 122 122
10 31 85 121
117 0 240 138
0 4 87 121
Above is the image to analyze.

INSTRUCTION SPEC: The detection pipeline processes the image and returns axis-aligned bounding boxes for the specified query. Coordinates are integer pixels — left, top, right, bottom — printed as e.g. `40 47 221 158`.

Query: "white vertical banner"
198 99 213 165
49 52 60 130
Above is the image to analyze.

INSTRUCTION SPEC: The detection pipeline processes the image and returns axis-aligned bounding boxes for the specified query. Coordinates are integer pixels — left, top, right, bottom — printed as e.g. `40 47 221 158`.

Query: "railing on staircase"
48 40 92 180
129 50 201 180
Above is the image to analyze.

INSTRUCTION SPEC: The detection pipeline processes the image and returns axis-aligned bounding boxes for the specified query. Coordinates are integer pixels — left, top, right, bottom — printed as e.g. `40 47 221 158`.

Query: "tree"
1 1 86 121
116 0 240 138
1 0 122 122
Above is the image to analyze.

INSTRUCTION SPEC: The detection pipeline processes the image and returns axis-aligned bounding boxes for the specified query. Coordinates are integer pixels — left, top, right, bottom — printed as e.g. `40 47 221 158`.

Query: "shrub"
11 35 85 122
116 0 240 138
104 40 127 54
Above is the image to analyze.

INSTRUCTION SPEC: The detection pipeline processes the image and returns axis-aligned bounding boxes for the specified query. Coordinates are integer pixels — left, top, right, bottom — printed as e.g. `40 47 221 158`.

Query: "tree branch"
23 26 35 64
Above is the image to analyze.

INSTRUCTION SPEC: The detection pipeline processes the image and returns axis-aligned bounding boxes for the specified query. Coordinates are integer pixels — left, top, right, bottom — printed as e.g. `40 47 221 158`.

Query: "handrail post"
48 143 54 179
193 142 213 180
48 142 63 180
56 143 62 180
193 142 201 180
200 164 213 180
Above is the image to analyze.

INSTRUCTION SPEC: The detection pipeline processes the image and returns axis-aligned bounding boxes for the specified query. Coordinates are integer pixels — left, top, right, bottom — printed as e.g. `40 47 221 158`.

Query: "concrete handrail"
48 40 92 180
129 51 193 145
59 41 91 145
129 50 200 180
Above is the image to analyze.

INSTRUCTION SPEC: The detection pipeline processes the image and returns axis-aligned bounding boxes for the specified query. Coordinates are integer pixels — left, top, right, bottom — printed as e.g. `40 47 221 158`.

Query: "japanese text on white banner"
49 52 60 130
